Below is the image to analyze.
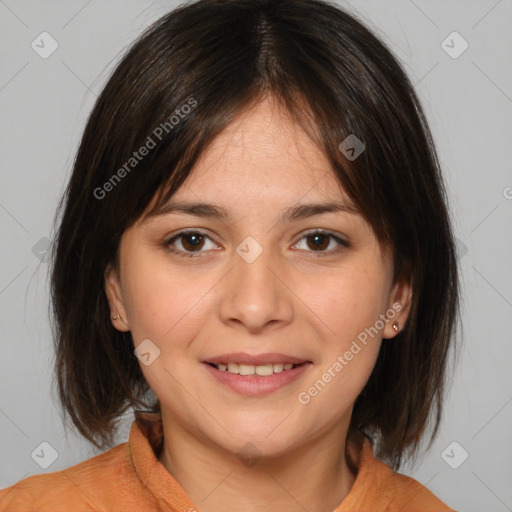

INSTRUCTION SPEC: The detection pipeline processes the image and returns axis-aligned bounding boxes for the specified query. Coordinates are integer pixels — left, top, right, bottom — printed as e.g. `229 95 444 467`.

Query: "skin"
105 94 412 512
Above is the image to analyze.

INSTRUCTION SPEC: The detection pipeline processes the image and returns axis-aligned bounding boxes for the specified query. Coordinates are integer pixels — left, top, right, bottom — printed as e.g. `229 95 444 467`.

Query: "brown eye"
305 233 330 251
294 230 349 256
165 230 216 256
180 232 206 252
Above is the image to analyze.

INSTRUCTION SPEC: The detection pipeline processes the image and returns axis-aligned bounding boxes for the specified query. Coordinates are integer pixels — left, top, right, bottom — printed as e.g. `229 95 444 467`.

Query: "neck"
157 412 357 512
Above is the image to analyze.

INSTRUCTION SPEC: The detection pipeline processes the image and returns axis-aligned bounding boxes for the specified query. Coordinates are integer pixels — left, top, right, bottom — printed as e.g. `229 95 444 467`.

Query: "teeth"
214 362 297 375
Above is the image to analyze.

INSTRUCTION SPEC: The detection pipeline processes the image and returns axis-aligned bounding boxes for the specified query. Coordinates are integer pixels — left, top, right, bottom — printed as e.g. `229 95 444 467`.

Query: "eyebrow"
143 199 359 224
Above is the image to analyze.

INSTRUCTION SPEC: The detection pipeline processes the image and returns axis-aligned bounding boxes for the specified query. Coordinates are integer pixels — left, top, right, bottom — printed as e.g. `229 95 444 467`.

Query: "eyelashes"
163 228 349 258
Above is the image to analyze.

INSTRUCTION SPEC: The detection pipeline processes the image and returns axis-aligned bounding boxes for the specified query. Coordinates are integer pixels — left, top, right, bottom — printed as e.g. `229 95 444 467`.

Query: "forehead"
175 97 347 204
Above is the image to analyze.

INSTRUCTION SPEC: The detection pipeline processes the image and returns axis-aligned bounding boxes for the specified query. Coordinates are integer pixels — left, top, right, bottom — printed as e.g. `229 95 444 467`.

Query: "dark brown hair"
49 0 460 469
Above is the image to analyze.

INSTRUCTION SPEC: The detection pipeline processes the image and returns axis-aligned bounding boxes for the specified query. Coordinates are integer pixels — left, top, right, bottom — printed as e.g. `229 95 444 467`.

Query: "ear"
382 276 413 339
104 263 130 332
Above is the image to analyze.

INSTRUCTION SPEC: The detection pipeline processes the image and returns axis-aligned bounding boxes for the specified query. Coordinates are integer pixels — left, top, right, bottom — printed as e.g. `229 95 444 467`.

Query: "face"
105 95 411 458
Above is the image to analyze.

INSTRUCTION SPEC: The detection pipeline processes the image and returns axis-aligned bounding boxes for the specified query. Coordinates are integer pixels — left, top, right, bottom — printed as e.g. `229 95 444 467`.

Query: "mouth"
202 359 312 396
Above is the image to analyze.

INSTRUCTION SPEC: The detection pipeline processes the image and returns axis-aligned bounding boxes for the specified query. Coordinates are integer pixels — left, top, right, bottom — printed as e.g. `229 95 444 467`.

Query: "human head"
49 0 459 469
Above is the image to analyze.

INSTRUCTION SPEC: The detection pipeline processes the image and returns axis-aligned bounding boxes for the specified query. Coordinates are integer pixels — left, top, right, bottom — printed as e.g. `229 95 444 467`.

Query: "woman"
0 0 459 510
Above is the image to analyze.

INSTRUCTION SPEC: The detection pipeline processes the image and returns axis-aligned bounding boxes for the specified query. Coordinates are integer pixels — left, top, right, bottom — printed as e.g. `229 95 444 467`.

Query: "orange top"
0 412 454 511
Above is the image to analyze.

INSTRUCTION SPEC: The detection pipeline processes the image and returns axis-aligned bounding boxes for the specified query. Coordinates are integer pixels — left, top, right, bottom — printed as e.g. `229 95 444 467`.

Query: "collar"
130 410 197 511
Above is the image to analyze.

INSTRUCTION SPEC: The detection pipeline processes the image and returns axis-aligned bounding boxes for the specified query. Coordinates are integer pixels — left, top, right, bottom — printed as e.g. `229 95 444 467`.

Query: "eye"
164 229 218 257
292 229 349 256
164 228 349 258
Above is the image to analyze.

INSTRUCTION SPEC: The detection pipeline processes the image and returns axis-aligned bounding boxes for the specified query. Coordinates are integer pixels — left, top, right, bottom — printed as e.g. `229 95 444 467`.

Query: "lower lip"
202 362 312 396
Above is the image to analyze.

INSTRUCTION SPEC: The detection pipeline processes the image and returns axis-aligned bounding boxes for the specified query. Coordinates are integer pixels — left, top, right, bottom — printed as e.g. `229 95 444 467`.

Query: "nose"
218 237 294 333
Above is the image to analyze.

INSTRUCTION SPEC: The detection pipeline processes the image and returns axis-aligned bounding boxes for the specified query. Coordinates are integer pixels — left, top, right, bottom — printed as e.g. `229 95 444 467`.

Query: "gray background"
1 1 511 510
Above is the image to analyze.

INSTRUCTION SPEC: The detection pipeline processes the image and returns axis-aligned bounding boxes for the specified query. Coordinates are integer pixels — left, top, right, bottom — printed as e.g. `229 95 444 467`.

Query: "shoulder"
383 469 456 511
0 442 133 511
342 433 456 511
367 454 456 511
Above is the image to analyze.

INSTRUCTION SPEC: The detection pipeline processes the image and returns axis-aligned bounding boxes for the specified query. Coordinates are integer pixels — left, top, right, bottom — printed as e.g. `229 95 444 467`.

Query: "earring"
112 314 120 321
392 321 399 333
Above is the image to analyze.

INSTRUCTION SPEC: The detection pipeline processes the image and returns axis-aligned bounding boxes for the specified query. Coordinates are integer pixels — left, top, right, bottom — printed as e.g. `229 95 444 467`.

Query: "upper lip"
203 352 310 366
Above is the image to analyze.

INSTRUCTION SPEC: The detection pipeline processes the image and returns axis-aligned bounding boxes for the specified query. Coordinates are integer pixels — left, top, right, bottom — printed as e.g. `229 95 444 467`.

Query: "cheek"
121 253 193 340
121 254 217 400
122 252 223 354
297 276 384 416
301 260 391 346
294 255 389 406
301 341 381 427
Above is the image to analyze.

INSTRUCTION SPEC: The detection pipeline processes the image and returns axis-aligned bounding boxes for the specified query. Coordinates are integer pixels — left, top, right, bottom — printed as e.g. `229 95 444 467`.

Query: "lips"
203 357 312 395
203 352 310 366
